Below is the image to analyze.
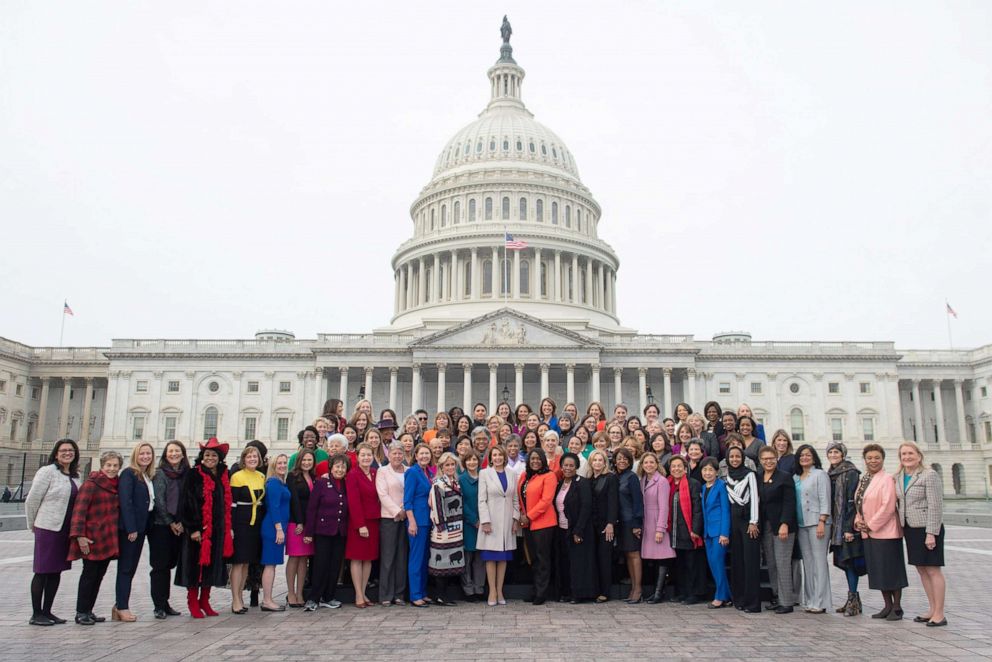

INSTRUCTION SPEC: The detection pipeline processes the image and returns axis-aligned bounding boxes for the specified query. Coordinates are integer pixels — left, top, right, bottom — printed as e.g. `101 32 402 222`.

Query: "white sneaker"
319 600 342 609
303 601 318 612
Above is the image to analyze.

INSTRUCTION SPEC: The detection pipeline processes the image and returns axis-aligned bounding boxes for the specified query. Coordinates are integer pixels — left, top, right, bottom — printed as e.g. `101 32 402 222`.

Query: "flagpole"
502 226 508 306
59 301 67 347
946 300 953 349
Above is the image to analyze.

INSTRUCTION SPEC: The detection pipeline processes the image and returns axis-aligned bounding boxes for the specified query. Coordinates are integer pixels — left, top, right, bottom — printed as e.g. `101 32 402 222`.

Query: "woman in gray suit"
793 445 832 613
477 445 520 606
895 442 947 627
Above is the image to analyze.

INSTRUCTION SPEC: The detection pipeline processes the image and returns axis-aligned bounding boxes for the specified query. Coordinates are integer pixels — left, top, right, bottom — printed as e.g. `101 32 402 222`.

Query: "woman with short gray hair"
375 441 408 605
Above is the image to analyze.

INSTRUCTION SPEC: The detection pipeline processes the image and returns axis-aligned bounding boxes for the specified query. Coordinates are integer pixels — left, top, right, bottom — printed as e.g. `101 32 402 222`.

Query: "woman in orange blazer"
518 448 558 605
854 443 908 621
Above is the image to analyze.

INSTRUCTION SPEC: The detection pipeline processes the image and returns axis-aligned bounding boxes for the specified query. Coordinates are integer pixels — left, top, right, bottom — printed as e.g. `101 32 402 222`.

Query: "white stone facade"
2 33 991 498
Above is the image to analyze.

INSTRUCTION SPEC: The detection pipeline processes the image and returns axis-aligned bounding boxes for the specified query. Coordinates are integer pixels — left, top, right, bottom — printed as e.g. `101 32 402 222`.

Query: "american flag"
63 301 74 316
504 232 527 250
946 302 958 318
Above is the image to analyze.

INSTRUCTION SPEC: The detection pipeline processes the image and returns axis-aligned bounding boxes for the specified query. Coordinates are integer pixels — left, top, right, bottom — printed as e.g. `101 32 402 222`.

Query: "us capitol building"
1 23 990 497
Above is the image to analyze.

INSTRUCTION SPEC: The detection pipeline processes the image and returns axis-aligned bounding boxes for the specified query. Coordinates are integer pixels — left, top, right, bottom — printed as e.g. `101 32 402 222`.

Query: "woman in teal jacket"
700 458 731 608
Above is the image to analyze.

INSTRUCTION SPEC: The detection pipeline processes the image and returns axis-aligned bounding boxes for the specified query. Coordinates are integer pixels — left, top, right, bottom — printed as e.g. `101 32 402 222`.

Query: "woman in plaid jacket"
68 451 123 625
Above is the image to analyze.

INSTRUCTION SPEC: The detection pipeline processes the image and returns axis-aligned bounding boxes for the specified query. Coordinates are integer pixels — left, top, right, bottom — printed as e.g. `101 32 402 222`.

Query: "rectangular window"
985 421 991 443
133 415 145 440
859 382 871 394
982 386 988 398
750 382 762 394
244 416 257 440
15 384 23 396
32 387 40 400
164 416 177 440
247 381 260 393
276 417 289 441
828 382 840 394
0 379 6 392
862 418 874 441
278 381 292 394
135 380 148 393
830 417 844 441
719 383 731 395
167 380 180 393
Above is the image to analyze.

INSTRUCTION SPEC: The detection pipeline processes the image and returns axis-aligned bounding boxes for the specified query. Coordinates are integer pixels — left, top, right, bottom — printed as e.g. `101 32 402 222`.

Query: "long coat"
68 471 119 561
640 472 674 559
555 476 595 599
345 467 380 560
458 471 481 552
476 467 519 552
175 464 232 589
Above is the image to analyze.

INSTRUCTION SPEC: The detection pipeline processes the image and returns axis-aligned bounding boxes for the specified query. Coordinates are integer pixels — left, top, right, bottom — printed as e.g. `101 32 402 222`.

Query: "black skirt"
231 520 262 564
864 537 908 590
617 521 641 553
904 525 944 567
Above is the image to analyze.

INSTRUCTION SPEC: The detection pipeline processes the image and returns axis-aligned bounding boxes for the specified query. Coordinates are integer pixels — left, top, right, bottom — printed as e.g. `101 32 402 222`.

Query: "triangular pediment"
410 308 603 349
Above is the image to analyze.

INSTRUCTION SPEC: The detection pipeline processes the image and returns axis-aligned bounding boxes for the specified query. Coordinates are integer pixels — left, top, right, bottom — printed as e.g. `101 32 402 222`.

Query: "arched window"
931 463 943 483
502 138 509 150
464 142 470 155
520 259 530 295
552 146 558 159
577 209 582 232
203 406 218 439
541 143 547 156
529 141 535 153
440 204 447 227
565 205 571 228
429 208 435 230
489 138 496 151
463 261 472 296
468 199 476 222
551 202 559 225
476 139 483 153
482 260 493 296
519 197 527 220
425 268 432 300
790 408 805 442
502 196 510 220
453 200 461 224
536 199 544 222
516 138 523 151
952 463 964 495
485 197 493 220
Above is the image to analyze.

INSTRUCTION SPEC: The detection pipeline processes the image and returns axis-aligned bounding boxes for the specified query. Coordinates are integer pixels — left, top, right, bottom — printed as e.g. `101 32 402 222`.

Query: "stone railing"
110 338 316 353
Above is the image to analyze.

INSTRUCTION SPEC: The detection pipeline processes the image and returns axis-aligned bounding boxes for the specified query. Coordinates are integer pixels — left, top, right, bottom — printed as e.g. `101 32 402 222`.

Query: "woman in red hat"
175 439 233 618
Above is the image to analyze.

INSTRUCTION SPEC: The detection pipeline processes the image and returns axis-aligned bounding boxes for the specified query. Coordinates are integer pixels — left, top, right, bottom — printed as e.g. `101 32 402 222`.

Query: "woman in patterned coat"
428 452 465 605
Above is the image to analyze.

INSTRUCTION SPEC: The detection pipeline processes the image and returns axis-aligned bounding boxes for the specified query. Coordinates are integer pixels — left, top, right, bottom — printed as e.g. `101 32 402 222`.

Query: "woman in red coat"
68 450 123 625
345 443 381 608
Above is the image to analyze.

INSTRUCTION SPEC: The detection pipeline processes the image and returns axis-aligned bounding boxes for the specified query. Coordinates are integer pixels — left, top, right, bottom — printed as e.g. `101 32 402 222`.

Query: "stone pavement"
1 525 990 661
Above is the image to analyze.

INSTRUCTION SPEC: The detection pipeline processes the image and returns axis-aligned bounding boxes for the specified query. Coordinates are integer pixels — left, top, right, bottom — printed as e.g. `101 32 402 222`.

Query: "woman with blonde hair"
114 442 156 621
259 454 290 611
229 445 265 614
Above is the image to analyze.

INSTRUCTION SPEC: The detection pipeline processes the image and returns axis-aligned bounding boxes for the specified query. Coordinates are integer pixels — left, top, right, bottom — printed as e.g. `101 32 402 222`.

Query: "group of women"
24 397 948 627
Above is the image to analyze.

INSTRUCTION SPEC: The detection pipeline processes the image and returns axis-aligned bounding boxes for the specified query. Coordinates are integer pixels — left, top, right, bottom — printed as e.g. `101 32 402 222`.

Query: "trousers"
378 518 408 602
704 537 731 602
797 525 832 610
307 534 346 603
77 558 112 614
729 515 761 609
761 522 796 606
407 524 430 601
116 530 146 610
525 527 554 600
148 524 182 609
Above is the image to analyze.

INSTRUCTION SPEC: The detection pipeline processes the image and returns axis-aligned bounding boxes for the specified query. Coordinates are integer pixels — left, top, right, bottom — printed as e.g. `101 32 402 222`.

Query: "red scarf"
198 466 234 568
668 475 703 549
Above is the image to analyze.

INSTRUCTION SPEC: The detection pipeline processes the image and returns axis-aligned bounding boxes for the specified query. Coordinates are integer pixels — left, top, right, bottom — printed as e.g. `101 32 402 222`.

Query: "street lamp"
646 386 655 405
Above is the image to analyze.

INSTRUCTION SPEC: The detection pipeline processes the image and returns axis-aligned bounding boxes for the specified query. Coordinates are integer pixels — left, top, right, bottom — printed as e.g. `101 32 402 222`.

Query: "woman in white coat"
477 445 520 606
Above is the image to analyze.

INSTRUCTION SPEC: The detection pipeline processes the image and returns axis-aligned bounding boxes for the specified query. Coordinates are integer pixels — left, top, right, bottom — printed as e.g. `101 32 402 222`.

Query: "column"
845 373 859 442
405 263 413 310
364 367 374 403
613 368 623 408
79 378 94 446
432 254 440 303
686 369 697 409
411 364 422 411
540 363 550 399
638 368 648 416
514 363 524 407
933 380 946 445
584 258 593 305
463 363 473 411
338 368 349 411
388 367 399 410
591 363 601 403
314 370 324 413
488 363 499 413
604 268 613 313
569 254 578 303
36 377 51 442
533 247 542 298
452 251 461 301
492 246 500 296
470 248 479 300
394 270 400 312
663 368 673 418
566 364 576 405
767 373 780 430
57 377 72 439
418 257 427 305
512 249 521 298
553 251 562 302
436 363 447 412
610 270 617 313
953 380 968 445
911 379 924 443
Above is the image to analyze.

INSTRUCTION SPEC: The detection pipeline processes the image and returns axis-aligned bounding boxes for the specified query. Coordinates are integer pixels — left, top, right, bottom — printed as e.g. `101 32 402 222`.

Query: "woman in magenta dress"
345 443 380 607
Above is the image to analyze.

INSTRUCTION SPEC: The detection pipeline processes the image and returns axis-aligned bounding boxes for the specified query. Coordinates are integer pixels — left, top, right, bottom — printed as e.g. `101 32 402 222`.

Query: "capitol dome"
389 20 621 331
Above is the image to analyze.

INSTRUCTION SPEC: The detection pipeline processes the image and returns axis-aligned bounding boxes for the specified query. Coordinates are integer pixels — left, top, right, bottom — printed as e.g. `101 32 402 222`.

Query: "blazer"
701 479 731 540
698 431 721 460
26 464 82 532
757 469 797 533
304 475 348 538
118 468 152 535
589 472 619 533
476 467 519 552
858 470 900 540
287 472 313 525
403 464 433 526
345 467 380 533
616 470 644 528
554 475 592 538
518 471 558 531
795 467 832 528
894 467 943 535
375 463 406 519
458 471 481 551
68 471 119 561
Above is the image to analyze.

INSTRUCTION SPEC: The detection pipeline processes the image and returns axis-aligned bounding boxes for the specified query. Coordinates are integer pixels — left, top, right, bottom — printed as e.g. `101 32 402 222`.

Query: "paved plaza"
1 524 990 661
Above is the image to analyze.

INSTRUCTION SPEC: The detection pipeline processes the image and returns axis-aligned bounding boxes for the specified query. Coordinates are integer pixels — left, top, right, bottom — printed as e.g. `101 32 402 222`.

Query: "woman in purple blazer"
302 454 349 612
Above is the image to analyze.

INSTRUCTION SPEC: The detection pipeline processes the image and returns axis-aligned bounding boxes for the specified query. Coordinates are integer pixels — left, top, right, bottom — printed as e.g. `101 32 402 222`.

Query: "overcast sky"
1 1 989 350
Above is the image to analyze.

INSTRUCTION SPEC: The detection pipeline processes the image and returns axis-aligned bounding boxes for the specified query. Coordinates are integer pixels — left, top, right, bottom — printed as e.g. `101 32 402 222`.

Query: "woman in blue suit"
116 442 155 622
700 457 731 608
404 443 434 607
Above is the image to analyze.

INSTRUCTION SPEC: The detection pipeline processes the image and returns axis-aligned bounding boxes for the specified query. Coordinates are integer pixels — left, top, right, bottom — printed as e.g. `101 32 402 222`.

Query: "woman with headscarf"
825 441 866 616
518 448 558 605
725 446 761 613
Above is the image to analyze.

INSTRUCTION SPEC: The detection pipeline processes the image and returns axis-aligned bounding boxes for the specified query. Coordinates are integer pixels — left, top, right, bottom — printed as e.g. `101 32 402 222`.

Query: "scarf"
725 469 753 507
829 460 859 546
853 468 874 522
198 465 233 570
668 476 702 548
161 465 186 517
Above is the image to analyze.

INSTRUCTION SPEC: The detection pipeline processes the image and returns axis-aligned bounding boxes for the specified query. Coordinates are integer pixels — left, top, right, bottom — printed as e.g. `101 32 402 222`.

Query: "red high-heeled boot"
199 587 219 617
187 588 205 619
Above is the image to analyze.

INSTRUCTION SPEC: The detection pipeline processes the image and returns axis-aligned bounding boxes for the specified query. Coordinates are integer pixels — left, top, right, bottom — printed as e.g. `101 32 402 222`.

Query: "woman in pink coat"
638 452 675 603
854 444 908 621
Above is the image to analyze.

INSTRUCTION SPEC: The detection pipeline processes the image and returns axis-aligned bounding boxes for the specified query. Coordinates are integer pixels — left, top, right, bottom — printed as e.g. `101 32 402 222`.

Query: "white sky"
1 1 989 349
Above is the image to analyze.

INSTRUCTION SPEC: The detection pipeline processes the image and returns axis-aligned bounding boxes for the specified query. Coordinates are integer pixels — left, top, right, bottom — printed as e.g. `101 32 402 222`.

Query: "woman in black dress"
587 449 618 603
614 448 644 603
